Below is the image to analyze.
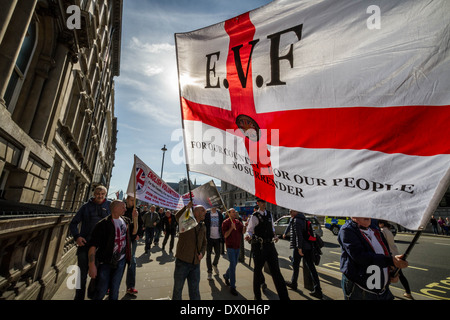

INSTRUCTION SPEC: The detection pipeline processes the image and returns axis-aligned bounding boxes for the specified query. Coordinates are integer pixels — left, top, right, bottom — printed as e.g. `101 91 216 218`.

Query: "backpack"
305 219 324 266
305 220 324 249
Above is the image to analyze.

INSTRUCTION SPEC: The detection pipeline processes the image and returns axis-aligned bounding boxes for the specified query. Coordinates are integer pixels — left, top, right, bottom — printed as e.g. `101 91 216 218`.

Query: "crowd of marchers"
69 185 410 301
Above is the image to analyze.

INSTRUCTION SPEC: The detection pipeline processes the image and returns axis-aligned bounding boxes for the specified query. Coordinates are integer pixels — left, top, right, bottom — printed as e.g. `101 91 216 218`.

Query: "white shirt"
361 228 389 288
209 211 221 239
245 210 276 238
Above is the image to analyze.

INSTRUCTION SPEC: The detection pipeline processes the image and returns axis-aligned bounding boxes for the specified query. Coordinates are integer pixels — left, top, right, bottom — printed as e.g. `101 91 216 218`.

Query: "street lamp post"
161 144 167 179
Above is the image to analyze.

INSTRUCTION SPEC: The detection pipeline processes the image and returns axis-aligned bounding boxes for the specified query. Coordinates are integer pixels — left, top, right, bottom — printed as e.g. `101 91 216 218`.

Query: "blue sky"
109 0 273 197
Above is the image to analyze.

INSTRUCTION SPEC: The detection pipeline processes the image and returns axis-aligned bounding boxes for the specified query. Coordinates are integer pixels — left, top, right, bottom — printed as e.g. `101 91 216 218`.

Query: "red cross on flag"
175 0 450 230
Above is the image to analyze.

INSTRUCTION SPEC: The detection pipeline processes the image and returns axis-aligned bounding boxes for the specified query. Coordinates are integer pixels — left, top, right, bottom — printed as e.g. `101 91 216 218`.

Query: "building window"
0 169 10 199
4 21 37 113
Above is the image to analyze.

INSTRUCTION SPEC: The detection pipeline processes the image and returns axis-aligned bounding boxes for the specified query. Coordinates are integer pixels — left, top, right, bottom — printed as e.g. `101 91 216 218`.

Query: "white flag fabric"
175 0 450 230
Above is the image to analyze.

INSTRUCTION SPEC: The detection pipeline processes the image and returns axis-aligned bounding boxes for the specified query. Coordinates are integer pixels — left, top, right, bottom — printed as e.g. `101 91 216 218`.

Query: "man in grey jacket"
143 205 160 254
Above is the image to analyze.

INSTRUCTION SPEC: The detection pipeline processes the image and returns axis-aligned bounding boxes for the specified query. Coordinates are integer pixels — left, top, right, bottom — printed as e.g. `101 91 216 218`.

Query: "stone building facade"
0 0 122 211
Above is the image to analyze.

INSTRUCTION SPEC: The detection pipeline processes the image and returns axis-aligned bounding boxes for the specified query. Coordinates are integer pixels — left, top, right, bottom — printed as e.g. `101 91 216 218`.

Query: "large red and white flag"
175 0 450 230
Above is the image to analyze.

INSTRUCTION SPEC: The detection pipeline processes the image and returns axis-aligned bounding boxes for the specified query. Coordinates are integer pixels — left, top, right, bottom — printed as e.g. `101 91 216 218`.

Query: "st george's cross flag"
175 0 450 230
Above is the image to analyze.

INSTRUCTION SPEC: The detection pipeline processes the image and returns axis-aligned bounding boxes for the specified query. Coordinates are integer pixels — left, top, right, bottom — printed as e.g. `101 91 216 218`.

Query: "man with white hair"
69 185 110 300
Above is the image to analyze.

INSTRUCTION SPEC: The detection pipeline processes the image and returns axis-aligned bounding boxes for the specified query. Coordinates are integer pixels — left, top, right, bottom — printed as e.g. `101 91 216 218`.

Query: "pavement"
52 234 435 301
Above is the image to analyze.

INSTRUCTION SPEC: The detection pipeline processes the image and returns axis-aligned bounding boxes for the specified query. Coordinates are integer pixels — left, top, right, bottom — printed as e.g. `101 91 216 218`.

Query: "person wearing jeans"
88 200 132 300
94 258 126 300
172 258 201 300
222 208 245 296
124 196 143 295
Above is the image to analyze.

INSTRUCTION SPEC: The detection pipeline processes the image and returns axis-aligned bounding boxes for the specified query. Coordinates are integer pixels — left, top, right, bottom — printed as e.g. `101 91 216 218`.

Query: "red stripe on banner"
224 12 257 115
269 105 450 156
182 99 450 156
224 13 277 203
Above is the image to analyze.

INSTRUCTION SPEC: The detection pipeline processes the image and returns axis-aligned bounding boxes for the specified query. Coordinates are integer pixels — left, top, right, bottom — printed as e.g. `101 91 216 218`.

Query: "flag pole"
212 180 234 225
392 178 450 276
391 229 423 277
186 166 193 203
133 155 136 206
132 155 138 236
175 33 193 205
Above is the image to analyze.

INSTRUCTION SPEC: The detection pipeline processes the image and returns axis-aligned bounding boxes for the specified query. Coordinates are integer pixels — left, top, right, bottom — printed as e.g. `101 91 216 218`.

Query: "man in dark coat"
285 210 323 299
162 209 178 253
88 200 131 300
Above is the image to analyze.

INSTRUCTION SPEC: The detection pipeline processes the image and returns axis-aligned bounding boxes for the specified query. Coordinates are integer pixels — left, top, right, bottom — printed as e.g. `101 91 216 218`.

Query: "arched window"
4 20 37 113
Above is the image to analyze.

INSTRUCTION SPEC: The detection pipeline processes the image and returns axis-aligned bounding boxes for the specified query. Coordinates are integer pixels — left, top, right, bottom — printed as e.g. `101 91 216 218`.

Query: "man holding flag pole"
338 217 409 300
172 201 207 300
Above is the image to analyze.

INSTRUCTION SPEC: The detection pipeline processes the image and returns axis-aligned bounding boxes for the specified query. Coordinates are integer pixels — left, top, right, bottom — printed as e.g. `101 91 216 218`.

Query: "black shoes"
285 281 298 290
223 274 230 286
284 281 323 299
222 274 238 296
310 289 323 300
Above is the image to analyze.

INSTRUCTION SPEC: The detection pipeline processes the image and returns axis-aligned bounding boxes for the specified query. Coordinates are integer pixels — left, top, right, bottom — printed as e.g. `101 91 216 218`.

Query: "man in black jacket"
88 200 131 300
245 198 289 300
162 209 178 253
285 210 323 299
204 206 224 280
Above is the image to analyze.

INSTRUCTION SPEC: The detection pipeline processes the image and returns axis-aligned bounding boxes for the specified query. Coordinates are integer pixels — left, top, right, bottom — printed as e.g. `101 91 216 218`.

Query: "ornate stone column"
29 43 69 143
16 53 54 134
0 0 18 45
0 0 37 103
